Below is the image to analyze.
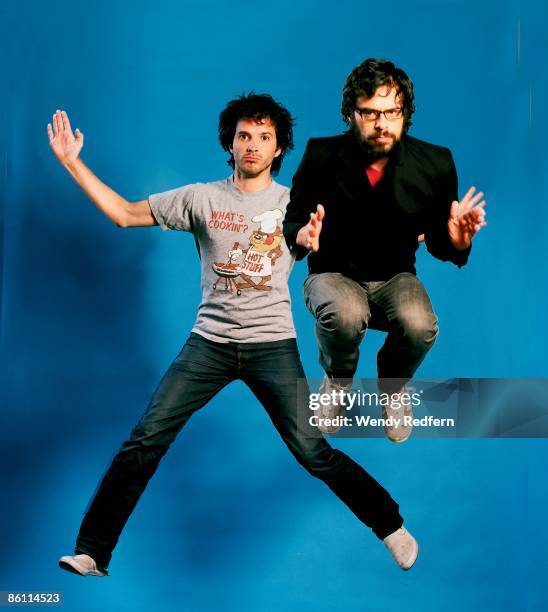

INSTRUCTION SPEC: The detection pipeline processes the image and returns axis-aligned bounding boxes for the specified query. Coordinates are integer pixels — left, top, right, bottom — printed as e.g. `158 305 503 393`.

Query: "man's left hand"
448 186 487 250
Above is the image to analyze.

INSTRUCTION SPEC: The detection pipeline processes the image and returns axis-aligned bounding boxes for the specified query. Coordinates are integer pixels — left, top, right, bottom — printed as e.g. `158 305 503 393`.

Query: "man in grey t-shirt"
48 93 417 574
148 176 295 343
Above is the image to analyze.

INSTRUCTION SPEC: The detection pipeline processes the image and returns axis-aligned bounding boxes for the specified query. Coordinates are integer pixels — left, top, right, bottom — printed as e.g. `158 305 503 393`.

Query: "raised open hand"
296 204 325 252
448 186 487 250
47 109 84 165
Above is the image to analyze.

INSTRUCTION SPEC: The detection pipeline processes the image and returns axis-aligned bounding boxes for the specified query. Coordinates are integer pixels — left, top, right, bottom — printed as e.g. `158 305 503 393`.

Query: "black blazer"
283 132 471 281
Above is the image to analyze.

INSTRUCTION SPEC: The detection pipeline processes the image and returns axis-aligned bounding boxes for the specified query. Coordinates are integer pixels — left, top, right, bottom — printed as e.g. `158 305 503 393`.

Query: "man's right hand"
296 204 325 252
47 109 83 166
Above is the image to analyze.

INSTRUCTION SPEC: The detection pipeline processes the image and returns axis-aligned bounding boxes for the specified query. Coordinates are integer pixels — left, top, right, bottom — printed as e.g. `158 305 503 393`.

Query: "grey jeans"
304 272 439 389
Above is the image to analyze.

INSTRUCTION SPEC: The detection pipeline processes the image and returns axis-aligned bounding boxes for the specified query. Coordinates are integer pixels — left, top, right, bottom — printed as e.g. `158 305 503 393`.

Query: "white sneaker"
382 386 413 443
383 527 419 570
316 375 353 434
58 554 109 577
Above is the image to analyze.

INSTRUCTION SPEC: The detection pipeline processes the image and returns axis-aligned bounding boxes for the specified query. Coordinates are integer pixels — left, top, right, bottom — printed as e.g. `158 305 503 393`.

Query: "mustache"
368 131 395 140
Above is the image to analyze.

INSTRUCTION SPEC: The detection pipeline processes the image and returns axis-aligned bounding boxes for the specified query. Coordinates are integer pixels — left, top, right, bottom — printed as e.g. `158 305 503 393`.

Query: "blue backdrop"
1 0 547 610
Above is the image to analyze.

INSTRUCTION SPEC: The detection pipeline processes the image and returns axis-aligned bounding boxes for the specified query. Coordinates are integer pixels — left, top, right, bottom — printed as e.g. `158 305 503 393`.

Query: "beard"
350 120 401 162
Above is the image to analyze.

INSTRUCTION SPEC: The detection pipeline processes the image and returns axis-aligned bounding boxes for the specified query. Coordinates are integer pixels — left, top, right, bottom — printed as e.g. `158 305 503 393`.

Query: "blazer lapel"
333 135 371 206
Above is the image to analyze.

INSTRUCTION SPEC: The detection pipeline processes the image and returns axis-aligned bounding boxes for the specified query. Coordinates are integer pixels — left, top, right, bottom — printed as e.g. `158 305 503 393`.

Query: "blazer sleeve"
283 138 323 261
424 149 471 267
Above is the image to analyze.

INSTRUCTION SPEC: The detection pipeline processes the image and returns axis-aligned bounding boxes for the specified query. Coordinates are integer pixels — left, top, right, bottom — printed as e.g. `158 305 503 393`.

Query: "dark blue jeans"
75 333 403 568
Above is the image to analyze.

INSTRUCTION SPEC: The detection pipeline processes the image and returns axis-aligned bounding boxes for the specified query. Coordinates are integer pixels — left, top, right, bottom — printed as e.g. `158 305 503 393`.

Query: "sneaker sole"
58 557 108 577
403 544 419 570
386 432 411 444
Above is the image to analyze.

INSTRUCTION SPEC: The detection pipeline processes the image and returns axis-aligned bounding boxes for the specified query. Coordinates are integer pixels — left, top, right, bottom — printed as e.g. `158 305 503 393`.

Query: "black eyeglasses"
354 107 403 121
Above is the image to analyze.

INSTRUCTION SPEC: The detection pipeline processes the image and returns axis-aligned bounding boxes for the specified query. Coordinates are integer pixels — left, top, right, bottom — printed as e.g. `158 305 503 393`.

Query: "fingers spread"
462 186 476 203
459 189 474 211
460 186 487 212
468 191 484 208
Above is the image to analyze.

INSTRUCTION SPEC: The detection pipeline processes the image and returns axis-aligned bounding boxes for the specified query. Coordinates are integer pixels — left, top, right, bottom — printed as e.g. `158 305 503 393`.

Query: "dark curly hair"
341 58 415 132
218 93 295 175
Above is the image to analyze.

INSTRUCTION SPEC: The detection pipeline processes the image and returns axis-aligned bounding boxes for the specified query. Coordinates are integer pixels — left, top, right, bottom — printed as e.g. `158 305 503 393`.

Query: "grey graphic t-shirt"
148 177 296 343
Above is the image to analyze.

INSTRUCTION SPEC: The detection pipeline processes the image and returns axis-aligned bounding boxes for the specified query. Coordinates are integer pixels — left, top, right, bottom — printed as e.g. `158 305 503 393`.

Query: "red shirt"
366 165 385 188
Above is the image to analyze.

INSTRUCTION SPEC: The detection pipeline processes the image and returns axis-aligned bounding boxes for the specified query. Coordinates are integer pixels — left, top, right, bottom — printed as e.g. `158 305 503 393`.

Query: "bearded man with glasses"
283 58 487 442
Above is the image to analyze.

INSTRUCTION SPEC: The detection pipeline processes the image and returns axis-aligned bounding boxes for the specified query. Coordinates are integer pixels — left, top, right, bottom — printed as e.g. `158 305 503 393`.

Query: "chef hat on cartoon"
252 209 283 234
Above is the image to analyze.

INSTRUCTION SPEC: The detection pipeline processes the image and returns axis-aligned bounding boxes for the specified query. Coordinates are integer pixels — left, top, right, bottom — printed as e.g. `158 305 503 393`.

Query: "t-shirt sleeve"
148 184 196 232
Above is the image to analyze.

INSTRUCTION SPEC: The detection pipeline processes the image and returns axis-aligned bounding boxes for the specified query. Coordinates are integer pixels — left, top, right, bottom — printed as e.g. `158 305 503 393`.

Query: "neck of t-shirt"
232 172 273 194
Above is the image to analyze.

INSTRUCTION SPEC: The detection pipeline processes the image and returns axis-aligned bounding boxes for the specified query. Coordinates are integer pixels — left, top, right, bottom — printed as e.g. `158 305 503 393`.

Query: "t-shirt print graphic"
212 209 284 295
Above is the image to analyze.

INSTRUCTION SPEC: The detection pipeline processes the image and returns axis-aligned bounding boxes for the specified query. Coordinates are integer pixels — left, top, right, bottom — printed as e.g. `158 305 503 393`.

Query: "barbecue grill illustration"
212 242 244 295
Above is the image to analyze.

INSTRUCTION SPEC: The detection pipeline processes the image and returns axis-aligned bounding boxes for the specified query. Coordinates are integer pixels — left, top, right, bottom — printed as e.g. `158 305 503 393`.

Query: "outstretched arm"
47 109 156 228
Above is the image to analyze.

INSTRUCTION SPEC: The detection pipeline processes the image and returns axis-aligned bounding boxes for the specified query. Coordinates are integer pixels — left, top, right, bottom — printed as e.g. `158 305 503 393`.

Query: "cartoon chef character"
236 209 284 292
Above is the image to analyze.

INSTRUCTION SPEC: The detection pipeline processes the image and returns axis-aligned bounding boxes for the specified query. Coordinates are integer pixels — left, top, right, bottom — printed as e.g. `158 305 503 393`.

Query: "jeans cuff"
373 517 404 540
75 545 110 571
